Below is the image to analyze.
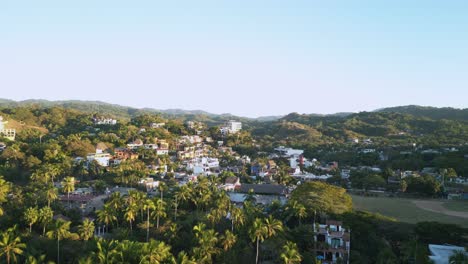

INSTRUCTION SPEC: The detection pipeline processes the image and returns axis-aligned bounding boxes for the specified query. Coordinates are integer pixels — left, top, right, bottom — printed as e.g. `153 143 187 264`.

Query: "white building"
0 116 16 141
93 118 117 125
428 244 466 264
274 146 304 157
86 148 112 167
150 122 165 128
220 120 242 134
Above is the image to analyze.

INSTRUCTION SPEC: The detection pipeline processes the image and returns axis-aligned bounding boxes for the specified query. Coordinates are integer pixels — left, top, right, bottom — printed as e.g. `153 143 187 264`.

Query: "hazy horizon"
1 1 467 117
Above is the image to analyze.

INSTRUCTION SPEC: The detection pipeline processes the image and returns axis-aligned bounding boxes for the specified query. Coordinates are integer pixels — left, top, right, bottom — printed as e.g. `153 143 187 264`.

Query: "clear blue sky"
1 0 467 117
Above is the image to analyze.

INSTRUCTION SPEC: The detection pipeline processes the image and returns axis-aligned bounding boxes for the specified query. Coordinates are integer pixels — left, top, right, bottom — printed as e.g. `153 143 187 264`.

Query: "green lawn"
443 200 468 212
351 195 468 227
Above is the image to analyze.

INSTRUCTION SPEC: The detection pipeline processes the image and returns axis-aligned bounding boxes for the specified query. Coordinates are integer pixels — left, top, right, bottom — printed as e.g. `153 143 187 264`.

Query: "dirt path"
412 200 468 219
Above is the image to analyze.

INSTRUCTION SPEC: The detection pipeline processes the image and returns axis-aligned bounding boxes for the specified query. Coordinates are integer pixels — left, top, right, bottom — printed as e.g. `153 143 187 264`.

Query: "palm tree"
249 217 283 264
177 251 196 264
45 185 58 208
94 239 121 264
61 176 75 208
230 206 245 233
152 199 167 229
23 207 39 233
39 206 53 236
46 219 74 264
264 216 283 237
449 250 468 264
107 192 124 212
97 204 117 233
24 254 48 264
0 176 11 216
140 239 174 264
286 201 307 225
250 218 267 264
221 230 237 251
175 185 193 207
124 204 137 232
0 227 26 264
280 241 302 264
192 227 220 264
78 218 95 241
143 199 155 242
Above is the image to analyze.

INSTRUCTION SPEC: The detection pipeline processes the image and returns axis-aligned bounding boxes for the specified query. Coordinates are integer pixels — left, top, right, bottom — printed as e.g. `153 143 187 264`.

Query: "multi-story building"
314 220 350 264
220 120 242 134
0 116 16 141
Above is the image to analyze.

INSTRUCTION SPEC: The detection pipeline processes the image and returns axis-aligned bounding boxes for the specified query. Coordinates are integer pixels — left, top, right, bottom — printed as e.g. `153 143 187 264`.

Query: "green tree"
97 204 117 232
221 230 237 251
0 176 11 216
280 241 302 264
143 199 155 242
61 176 75 208
290 181 352 215
23 207 39 233
249 217 283 264
78 218 95 241
0 227 26 264
94 239 121 264
124 204 137 232
152 199 167 229
46 219 76 264
39 206 53 236
45 185 58 208
140 240 175 264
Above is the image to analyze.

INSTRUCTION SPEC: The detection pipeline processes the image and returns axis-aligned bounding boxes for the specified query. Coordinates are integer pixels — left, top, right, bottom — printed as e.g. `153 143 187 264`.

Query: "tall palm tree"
143 199 155 242
449 250 468 264
221 230 237 251
0 227 26 264
23 207 39 233
46 219 74 264
263 216 283 238
39 206 53 236
249 218 267 264
97 204 117 233
152 199 167 229
124 204 137 232
140 240 174 264
249 217 283 264
280 241 302 264
61 176 75 208
230 206 245 233
78 218 95 241
45 185 58 208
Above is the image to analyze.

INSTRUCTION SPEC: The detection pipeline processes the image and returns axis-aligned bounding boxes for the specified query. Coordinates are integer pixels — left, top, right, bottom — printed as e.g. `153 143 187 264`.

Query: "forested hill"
376 105 468 121
251 111 468 148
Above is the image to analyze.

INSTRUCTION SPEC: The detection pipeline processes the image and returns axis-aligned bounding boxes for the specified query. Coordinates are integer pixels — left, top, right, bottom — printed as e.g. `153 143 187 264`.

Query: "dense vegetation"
0 102 467 263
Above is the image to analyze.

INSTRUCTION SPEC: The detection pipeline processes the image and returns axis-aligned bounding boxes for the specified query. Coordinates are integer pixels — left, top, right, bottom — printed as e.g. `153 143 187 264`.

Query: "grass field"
351 195 468 227
442 201 468 212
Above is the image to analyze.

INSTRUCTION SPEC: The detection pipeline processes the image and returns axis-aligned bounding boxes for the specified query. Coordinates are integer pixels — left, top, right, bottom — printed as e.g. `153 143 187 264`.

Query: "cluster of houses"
84 138 170 167
92 116 117 125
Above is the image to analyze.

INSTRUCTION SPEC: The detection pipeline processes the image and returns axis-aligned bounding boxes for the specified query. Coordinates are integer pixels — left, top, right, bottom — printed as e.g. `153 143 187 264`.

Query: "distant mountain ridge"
0 99 466 122
375 105 468 121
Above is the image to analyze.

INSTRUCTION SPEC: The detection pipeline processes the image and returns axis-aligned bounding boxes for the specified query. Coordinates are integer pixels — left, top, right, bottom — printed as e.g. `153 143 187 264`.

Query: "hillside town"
0 108 467 264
